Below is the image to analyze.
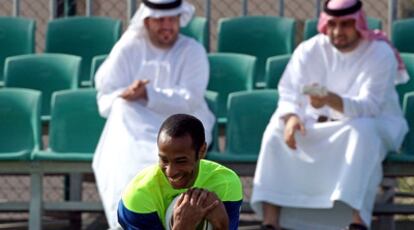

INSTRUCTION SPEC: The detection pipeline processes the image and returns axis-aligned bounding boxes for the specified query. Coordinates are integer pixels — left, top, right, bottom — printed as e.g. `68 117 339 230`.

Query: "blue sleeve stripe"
223 200 242 230
118 200 164 230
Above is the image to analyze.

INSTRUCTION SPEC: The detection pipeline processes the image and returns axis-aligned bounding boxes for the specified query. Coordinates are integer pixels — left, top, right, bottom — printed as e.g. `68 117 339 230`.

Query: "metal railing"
3 0 402 19
0 0 408 52
2 0 409 52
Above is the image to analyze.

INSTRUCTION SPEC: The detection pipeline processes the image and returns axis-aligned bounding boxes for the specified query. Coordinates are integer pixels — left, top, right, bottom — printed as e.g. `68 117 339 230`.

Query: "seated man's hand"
120 79 149 101
283 114 305 150
309 94 327 109
172 188 218 230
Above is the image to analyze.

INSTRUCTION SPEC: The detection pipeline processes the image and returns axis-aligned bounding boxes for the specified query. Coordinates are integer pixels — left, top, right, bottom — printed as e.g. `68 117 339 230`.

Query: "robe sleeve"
342 43 398 118
95 35 136 118
145 43 209 116
276 43 314 122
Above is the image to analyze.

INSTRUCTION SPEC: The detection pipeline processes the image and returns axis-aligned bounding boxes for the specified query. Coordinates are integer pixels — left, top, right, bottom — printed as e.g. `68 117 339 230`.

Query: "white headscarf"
318 0 409 84
128 0 195 37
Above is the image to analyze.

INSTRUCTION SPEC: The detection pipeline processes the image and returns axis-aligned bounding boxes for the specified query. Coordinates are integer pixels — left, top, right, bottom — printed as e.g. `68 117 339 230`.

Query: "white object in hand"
302 85 328 97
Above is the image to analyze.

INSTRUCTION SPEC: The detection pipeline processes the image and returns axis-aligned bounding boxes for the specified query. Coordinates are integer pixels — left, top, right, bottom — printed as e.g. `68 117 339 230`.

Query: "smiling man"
92 0 215 228
250 0 409 230
118 114 243 230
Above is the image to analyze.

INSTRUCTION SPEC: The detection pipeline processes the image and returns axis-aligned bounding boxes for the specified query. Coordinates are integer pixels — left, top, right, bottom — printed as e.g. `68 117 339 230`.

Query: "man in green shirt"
118 114 243 229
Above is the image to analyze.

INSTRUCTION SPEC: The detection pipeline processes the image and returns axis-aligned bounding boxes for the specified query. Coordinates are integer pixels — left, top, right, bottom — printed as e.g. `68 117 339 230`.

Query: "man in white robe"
92 0 214 228
250 0 409 229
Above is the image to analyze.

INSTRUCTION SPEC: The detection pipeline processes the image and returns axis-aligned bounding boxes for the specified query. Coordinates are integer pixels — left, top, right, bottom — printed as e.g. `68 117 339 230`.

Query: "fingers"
284 122 297 149
136 79 150 88
131 79 150 91
284 115 307 150
177 189 193 206
121 79 149 101
175 193 185 208
202 199 219 213
130 80 141 91
298 120 306 136
187 188 210 207
285 133 296 150
196 189 209 206
189 188 201 206
284 133 294 150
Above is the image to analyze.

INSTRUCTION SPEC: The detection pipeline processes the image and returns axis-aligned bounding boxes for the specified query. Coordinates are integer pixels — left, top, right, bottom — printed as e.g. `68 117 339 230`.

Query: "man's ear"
143 18 150 29
198 142 207 159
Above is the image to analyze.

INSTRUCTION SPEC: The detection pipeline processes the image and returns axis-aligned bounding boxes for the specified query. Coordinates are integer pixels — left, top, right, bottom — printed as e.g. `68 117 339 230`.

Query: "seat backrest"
49 89 106 153
204 91 219 151
303 17 383 40
4 54 81 119
265 54 291 89
208 53 256 121
396 53 414 105
226 90 278 155
45 16 122 86
90 54 108 87
0 88 41 157
392 18 414 53
217 16 295 87
0 17 35 84
180 17 208 50
402 92 414 154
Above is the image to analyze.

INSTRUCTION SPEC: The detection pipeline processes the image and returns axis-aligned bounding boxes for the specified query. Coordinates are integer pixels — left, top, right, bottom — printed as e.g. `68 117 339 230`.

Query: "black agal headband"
323 0 363 16
142 0 182 10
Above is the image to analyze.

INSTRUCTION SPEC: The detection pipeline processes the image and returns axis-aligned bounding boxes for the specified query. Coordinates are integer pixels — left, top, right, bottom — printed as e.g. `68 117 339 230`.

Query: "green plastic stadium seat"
265 54 291 89
379 93 414 219
384 92 414 164
180 17 208 50
0 17 35 86
0 88 41 160
204 91 219 152
207 90 278 163
217 16 295 88
45 16 121 87
32 89 106 161
90 54 108 87
303 17 382 40
207 53 256 124
4 54 80 121
392 18 414 53
396 53 414 105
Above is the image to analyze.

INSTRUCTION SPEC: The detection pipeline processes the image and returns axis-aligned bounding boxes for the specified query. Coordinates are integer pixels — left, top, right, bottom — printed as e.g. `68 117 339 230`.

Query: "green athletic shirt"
118 159 243 230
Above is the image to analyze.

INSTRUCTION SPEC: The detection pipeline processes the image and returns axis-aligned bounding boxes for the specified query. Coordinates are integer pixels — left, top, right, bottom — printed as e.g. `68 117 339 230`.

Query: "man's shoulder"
354 39 397 69
174 35 207 53
294 34 329 56
124 164 161 192
368 39 395 58
199 160 242 201
200 160 240 180
111 30 144 55
121 165 162 212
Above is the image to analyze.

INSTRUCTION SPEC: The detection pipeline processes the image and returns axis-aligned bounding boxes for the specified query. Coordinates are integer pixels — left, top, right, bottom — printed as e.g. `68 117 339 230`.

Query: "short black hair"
158 114 205 159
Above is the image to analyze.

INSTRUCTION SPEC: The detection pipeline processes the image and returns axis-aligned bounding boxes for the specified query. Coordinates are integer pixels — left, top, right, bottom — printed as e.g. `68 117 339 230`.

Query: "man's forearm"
206 203 229 230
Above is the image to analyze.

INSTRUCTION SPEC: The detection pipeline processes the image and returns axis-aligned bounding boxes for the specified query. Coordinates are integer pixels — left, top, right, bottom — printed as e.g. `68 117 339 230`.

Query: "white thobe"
92 30 214 229
251 34 408 230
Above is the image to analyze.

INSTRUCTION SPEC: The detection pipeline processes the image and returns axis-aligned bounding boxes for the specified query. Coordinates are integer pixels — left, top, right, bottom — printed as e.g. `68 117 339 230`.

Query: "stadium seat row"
2 15 412 89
